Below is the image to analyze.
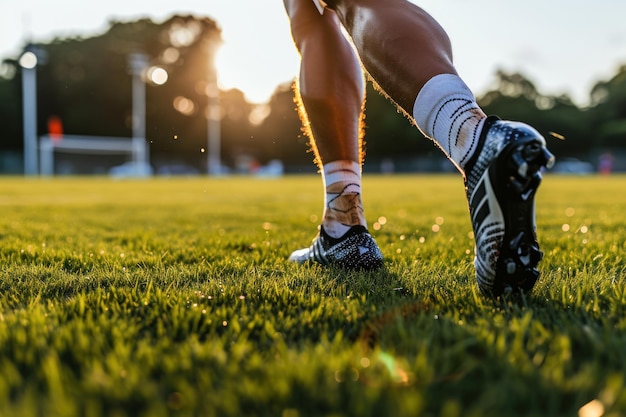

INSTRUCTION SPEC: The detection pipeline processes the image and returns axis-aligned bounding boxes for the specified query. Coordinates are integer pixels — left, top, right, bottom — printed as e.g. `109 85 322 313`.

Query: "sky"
2 0 626 106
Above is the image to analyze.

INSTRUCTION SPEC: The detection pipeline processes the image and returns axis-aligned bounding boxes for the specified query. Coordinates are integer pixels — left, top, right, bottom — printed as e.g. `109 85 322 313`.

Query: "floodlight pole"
207 82 221 176
20 50 39 175
128 52 149 165
206 39 222 176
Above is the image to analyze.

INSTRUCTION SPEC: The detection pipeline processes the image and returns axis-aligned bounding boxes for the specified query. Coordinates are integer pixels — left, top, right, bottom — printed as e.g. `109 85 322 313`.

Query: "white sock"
322 160 366 238
413 74 487 172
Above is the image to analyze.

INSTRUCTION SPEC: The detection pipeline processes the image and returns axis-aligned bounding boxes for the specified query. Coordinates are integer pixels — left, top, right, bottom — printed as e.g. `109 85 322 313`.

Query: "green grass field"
1 175 625 417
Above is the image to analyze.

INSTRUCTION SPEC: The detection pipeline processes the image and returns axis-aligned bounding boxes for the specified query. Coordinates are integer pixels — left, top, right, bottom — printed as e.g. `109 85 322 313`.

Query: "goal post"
39 135 148 176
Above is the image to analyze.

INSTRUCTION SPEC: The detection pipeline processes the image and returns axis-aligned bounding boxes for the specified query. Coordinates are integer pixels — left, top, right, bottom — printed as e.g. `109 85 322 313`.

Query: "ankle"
322 193 367 238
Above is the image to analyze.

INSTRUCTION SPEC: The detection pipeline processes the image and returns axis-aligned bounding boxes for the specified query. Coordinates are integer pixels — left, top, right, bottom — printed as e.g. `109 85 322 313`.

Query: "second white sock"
322 160 366 238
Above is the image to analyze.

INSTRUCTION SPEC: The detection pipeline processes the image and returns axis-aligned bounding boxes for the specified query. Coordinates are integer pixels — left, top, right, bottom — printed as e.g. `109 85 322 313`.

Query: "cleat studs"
510 177 525 193
506 260 517 274
511 152 529 177
509 141 553 179
543 149 556 169
522 142 542 159
509 232 524 250
517 162 529 178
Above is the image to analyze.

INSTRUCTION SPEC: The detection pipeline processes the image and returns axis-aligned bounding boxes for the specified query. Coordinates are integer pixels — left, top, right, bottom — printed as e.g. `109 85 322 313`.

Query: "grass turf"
0 175 625 417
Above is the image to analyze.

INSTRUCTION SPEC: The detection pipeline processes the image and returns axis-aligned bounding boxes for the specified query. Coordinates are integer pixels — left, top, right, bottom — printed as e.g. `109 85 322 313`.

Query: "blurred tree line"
1 15 625 173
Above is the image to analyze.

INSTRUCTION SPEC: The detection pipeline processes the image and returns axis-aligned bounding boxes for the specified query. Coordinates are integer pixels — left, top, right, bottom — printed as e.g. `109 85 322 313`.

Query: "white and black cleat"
288 225 383 271
465 116 555 296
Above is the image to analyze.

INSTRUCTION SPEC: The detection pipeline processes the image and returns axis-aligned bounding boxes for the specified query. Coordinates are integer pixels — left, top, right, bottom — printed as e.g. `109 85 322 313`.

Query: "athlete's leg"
283 0 383 270
285 0 363 166
321 0 487 172
323 0 555 294
323 0 454 113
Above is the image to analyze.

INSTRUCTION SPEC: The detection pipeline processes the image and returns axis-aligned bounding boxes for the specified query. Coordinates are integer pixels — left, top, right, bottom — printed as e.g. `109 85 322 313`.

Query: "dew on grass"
562 224 570 232
360 357 371 368
578 399 604 417
565 207 575 217
349 368 359 381
373 216 388 231
334 370 344 383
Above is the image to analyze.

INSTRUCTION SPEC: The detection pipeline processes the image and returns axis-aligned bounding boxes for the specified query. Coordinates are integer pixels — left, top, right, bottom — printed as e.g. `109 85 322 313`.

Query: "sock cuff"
323 160 361 188
412 73 476 137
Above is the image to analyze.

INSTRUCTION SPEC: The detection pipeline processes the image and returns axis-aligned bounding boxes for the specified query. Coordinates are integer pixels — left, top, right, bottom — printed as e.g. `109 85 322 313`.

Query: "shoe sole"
490 136 555 294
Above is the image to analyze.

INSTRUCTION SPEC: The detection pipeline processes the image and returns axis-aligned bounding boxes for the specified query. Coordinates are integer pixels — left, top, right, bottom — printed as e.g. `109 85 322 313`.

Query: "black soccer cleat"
288 225 383 270
465 116 555 296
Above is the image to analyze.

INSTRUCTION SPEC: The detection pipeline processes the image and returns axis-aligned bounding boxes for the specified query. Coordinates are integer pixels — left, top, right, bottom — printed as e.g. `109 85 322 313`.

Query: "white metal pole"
128 53 148 165
39 137 54 176
20 52 38 175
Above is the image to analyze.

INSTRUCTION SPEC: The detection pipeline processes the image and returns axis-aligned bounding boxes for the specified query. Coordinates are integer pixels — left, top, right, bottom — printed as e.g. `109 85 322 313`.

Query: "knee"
286 0 341 51
288 15 322 52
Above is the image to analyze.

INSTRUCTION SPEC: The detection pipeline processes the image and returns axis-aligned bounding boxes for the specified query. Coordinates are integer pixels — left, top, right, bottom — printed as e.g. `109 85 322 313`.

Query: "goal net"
39 135 149 175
